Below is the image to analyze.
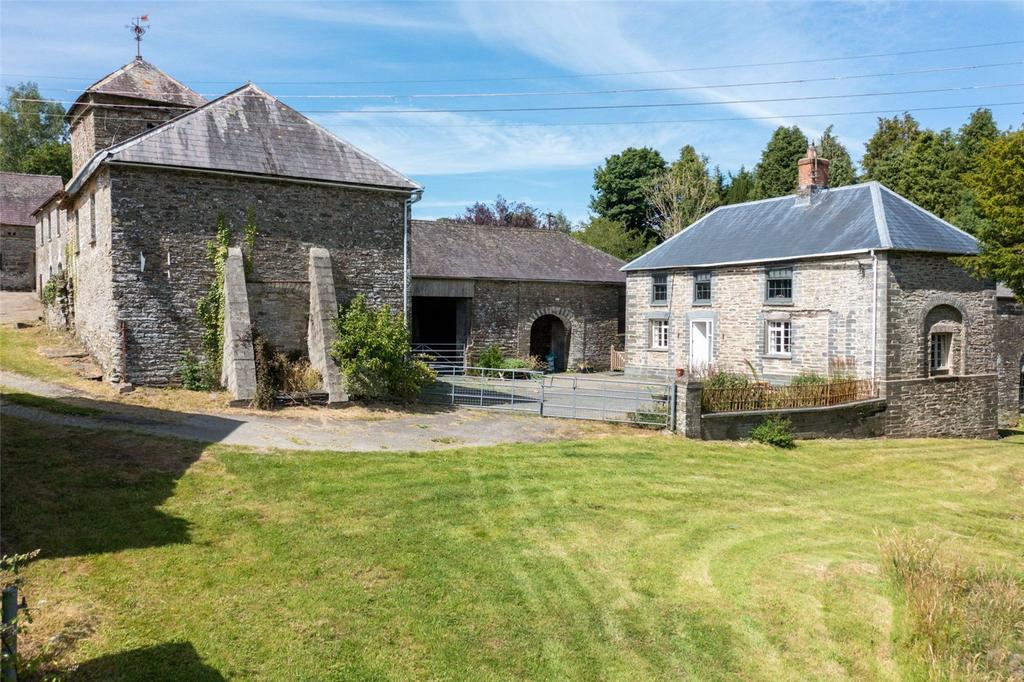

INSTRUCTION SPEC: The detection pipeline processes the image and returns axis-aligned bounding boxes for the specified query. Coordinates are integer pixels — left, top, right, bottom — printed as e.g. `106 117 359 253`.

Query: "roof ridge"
868 182 892 248
0 170 62 180
876 182 979 244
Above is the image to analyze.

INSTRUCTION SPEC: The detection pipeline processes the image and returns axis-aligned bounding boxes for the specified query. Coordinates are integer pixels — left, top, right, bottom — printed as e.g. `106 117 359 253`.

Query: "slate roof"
411 220 626 284
67 58 206 121
67 83 420 195
622 182 980 271
0 172 63 225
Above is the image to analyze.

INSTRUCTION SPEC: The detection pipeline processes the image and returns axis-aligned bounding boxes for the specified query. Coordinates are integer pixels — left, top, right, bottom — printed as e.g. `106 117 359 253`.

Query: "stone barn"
35 57 421 394
1 172 61 291
410 220 625 371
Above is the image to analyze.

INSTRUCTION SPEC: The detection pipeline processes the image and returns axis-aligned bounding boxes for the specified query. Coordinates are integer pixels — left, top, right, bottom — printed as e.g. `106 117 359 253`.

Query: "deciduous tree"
573 216 653 262
645 145 720 238
0 82 71 181
590 147 667 240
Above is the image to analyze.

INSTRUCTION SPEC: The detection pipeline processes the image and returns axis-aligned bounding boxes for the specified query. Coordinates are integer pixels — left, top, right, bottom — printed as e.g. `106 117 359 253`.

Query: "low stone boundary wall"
221 248 257 406
885 374 998 439
701 399 887 440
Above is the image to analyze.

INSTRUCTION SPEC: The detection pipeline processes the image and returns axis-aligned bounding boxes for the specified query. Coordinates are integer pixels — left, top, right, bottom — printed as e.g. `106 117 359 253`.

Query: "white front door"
690 320 713 369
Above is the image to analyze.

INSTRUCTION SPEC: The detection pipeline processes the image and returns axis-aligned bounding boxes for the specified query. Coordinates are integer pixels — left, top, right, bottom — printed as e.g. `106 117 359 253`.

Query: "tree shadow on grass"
68 641 225 681
0 405 237 560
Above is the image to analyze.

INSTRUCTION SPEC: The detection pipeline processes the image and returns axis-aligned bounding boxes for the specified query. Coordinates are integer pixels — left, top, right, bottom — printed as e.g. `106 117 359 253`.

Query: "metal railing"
540 374 672 427
420 368 673 427
701 378 876 413
420 367 544 412
412 342 466 374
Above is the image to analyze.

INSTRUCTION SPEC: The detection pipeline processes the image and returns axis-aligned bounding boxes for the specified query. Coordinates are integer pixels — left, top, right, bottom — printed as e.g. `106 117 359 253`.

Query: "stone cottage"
1 172 62 291
622 146 1001 438
35 57 421 394
410 220 625 371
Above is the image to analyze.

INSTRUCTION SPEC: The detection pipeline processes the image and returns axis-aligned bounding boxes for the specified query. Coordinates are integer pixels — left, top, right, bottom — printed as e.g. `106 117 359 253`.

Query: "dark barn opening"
530 315 568 372
410 296 470 371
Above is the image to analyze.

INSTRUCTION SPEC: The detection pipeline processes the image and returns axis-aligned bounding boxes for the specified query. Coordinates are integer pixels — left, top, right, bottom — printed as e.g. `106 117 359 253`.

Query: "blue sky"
2 1 1022 222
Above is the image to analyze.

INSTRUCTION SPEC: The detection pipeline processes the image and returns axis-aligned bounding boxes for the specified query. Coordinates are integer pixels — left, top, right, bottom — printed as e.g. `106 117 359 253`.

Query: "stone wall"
107 165 408 385
247 282 310 355
995 294 1024 425
885 374 998 439
625 254 884 382
885 253 995 380
467 279 622 370
1 223 36 290
71 97 191 174
701 399 888 440
35 169 122 379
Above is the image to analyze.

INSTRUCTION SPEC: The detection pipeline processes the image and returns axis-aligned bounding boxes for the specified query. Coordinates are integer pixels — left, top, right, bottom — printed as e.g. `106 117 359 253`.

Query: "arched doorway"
530 315 568 372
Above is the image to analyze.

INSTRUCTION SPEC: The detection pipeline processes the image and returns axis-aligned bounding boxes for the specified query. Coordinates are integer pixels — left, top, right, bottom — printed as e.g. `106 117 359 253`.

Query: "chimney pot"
796 144 830 205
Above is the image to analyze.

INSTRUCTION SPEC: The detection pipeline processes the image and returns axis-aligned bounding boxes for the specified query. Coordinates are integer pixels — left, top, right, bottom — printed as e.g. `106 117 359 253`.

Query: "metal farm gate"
420 367 673 428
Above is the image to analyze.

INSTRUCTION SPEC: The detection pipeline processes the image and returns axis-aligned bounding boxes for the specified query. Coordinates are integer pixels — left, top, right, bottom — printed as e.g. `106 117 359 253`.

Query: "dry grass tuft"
878 531 1024 681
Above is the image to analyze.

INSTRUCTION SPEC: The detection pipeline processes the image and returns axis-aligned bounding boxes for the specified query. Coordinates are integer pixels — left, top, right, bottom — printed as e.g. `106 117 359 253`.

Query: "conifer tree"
753 126 808 199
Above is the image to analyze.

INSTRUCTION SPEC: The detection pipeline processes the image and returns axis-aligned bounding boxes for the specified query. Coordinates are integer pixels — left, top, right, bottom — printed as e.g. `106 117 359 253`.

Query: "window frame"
766 319 793 357
649 318 670 351
929 332 952 375
765 266 794 304
651 273 669 305
692 271 712 305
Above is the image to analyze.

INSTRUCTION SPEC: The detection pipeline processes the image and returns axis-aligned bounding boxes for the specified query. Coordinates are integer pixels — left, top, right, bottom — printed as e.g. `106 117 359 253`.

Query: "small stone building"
35 57 420 389
623 146 1001 438
1 172 62 291
410 220 625 370
995 284 1024 425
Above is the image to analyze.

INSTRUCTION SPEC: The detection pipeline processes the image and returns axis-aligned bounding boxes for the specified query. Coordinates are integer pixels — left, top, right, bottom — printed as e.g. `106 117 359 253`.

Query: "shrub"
704 370 752 389
477 345 504 369
750 416 795 448
281 358 322 395
330 295 435 402
788 372 829 387
178 350 215 391
40 274 63 306
252 330 282 410
879 532 1024 680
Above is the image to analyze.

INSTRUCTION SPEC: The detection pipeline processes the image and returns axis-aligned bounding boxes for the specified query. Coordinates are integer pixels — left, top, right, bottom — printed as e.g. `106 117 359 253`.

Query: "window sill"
649 301 669 307
692 301 712 307
763 353 792 360
648 347 670 353
764 300 793 306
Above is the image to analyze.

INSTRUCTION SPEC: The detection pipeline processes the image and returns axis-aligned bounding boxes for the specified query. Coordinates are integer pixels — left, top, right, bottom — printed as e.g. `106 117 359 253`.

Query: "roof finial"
127 15 150 60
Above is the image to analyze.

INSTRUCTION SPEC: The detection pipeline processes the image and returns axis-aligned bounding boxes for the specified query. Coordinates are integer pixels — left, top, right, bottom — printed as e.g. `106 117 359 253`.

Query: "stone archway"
523 306 584 371
918 297 968 377
530 315 568 371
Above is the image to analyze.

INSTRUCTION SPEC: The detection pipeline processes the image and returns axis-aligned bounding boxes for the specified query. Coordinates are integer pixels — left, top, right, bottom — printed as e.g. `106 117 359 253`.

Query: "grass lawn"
2 416 1022 680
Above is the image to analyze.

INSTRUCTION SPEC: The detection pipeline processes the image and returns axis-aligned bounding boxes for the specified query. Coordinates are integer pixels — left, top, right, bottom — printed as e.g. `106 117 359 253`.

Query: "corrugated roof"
412 220 626 283
68 84 420 194
0 172 63 225
622 182 979 271
67 58 206 121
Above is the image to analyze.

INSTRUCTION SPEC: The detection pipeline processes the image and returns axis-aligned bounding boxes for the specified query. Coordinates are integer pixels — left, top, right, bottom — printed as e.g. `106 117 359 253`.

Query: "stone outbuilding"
623 146 1002 438
1 172 62 291
35 57 421 391
411 220 625 371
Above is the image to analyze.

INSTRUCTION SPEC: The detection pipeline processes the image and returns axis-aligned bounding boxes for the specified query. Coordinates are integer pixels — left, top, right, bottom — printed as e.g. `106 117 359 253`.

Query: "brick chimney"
796 144 830 205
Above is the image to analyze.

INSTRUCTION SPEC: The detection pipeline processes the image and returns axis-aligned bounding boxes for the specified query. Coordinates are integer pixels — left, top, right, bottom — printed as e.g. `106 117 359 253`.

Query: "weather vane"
127 15 150 59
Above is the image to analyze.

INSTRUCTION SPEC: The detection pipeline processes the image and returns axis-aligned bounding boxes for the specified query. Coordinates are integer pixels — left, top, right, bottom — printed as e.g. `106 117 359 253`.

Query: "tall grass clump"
878 532 1024 681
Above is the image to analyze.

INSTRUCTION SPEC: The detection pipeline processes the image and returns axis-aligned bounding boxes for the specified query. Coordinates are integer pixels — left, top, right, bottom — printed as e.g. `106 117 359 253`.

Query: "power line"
18 82 1023 114
4 39 1022 86
335 101 1024 128
32 60 1024 101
